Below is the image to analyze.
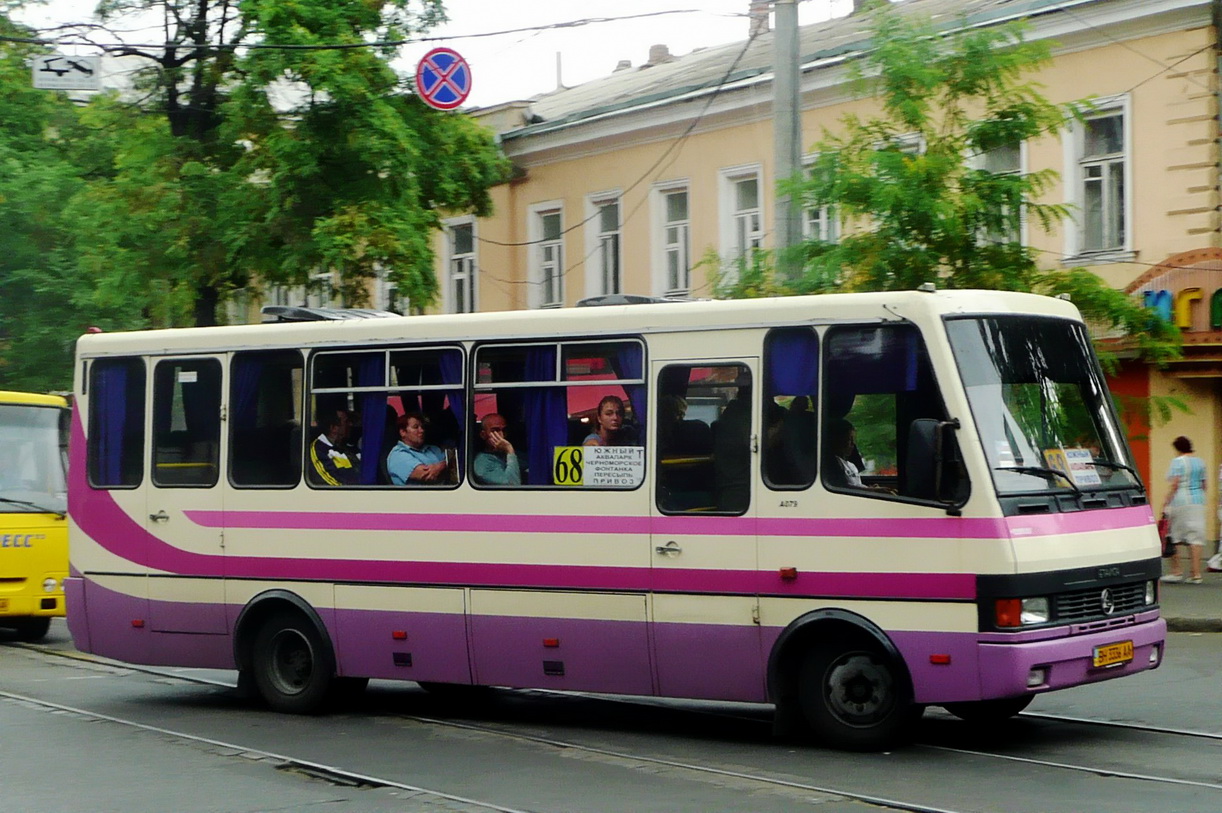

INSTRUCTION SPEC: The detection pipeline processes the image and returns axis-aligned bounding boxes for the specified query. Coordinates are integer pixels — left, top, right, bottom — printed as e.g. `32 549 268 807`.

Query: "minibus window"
230 350 304 487
473 339 645 488
822 325 949 499
152 358 222 487
656 363 752 514
763 327 819 489
307 346 465 487
87 357 146 488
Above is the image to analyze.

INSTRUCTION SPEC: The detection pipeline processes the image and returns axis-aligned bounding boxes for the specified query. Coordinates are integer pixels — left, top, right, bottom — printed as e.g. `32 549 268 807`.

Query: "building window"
533 207 564 308
719 166 764 282
662 188 690 296
976 141 1023 245
591 198 621 296
733 176 763 258
448 220 476 314
1079 111 1125 253
804 205 838 243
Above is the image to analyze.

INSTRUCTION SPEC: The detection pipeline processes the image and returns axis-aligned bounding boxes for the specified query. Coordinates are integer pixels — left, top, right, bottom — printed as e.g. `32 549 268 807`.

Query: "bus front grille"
1054 582 1148 622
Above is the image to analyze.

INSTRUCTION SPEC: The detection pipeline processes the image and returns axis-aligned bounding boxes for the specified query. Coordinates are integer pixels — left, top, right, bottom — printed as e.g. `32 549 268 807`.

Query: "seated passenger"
387 411 448 485
473 412 521 485
584 395 633 447
309 409 360 486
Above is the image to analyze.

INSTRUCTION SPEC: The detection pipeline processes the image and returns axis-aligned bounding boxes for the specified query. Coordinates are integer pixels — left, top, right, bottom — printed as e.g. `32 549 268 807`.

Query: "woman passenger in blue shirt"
387 411 448 485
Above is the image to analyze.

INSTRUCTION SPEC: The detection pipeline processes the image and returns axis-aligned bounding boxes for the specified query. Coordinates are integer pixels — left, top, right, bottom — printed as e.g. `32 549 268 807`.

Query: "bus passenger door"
650 358 764 702
144 356 227 636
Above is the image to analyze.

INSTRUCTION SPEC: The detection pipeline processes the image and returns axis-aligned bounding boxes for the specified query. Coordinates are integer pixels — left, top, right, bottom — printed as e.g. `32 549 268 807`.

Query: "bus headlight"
1145 580 1156 605
995 597 1050 627
42 578 58 593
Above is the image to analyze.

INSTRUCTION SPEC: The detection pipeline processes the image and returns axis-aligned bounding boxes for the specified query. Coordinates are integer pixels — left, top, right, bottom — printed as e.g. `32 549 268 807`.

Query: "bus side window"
656 363 751 514
230 350 304 488
152 358 223 487
762 327 819 489
473 339 644 488
87 357 147 488
822 325 946 498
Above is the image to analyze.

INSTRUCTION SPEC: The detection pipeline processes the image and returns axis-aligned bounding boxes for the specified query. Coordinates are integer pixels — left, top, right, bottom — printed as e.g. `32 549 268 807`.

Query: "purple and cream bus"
66 289 1164 749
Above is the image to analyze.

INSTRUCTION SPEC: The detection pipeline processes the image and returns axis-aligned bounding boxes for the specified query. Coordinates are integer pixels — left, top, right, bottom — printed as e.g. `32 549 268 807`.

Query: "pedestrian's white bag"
1208 552 1222 573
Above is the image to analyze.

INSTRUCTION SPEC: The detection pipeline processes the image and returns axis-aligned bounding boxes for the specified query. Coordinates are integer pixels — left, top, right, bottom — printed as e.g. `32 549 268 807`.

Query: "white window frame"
443 216 477 314
799 154 839 244
373 266 404 314
968 140 1027 246
584 191 623 298
718 164 764 282
651 181 691 298
1063 95 1133 264
528 201 565 309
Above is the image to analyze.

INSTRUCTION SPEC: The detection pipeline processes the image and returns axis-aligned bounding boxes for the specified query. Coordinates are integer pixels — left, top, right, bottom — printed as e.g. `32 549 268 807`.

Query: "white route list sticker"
584 446 645 487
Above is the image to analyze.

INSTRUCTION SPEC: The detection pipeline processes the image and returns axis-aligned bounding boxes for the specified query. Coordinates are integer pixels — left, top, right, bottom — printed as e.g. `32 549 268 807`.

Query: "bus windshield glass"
945 315 1140 495
0 404 68 514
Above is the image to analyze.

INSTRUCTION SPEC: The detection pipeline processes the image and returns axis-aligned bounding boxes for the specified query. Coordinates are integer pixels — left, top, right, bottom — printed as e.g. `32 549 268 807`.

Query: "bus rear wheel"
943 695 1033 724
251 612 334 714
797 640 919 751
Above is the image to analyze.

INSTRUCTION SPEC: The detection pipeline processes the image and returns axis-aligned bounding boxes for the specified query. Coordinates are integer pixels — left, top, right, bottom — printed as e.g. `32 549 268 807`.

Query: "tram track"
9 640 1222 809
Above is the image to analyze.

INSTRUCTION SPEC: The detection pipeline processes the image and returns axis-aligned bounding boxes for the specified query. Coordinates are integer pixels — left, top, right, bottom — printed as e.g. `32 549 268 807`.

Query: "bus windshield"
0 403 68 514
945 315 1141 495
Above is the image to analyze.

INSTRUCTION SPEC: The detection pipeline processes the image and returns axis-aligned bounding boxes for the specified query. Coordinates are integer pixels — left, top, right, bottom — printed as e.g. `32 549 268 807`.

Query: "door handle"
149 510 169 522
655 540 682 556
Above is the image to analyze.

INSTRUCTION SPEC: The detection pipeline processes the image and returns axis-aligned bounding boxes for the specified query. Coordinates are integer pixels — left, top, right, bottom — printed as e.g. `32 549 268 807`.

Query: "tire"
943 695 1033 724
251 611 334 714
12 617 52 643
797 640 919 751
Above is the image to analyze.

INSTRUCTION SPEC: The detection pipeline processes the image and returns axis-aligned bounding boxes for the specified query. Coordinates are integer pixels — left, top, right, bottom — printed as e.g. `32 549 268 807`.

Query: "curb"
1165 618 1222 633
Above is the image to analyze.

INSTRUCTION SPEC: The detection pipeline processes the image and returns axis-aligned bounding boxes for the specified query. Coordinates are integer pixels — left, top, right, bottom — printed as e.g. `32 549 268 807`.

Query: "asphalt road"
3 620 1221 813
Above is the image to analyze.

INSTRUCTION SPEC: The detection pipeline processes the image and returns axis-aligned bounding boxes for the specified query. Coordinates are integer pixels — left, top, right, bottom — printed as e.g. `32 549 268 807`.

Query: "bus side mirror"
904 418 964 508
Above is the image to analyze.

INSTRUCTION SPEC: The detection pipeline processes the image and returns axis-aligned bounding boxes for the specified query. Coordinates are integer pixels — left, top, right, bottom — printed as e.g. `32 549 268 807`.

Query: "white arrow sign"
32 54 101 91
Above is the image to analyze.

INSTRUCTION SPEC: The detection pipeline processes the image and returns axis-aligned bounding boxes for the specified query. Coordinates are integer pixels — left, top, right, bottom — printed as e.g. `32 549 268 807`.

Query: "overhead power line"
0 9 732 52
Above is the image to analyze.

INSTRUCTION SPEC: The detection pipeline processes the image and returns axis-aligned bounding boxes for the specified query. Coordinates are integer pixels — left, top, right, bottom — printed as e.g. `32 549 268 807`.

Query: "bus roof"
0 390 69 408
74 289 1083 357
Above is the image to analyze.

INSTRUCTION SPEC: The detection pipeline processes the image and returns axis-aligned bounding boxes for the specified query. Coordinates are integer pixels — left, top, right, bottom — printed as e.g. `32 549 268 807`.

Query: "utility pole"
773 0 802 279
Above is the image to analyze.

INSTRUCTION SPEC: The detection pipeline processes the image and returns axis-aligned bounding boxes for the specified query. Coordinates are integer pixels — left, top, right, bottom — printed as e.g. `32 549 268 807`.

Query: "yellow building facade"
430 0 1220 534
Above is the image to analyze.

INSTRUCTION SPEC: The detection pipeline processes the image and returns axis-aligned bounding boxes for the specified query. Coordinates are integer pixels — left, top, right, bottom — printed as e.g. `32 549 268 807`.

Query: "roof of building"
490 0 1112 141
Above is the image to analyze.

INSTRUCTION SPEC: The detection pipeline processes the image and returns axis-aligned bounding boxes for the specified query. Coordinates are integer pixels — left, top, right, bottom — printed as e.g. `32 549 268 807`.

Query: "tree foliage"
0 1 509 390
0 12 90 390
716 7 1179 367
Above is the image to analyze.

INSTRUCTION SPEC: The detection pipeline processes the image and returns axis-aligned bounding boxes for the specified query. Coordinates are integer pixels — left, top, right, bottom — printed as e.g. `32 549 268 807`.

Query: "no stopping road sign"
416 47 472 110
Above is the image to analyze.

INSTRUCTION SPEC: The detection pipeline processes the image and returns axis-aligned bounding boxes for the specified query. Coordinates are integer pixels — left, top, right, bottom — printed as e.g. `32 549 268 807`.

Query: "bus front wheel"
251 612 334 714
797 641 919 750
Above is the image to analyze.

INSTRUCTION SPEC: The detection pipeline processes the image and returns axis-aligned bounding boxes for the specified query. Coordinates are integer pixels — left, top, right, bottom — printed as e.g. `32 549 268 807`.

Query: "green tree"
0 10 90 390
54 0 509 326
716 8 1179 369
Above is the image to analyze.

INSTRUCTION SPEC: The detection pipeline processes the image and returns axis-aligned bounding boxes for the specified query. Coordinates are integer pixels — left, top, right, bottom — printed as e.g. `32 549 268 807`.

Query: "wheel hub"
826 653 894 724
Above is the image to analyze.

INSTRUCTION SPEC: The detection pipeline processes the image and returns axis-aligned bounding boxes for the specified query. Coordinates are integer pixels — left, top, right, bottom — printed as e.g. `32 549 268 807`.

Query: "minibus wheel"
942 695 1033 724
251 611 335 714
798 641 918 750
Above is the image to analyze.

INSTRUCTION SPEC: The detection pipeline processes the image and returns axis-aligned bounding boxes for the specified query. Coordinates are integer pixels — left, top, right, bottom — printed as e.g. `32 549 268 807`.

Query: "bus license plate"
1092 640 1133 668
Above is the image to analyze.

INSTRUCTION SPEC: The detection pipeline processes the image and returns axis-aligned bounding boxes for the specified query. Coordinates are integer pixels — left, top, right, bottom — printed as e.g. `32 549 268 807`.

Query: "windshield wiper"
1086 460 1143 481
994 466 1082 495
0 495 66 518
